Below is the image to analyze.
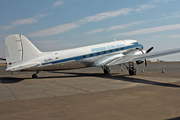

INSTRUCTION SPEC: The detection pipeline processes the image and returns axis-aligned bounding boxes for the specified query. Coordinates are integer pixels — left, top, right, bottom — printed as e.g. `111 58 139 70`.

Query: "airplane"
0 58 6 61
5 34 180 78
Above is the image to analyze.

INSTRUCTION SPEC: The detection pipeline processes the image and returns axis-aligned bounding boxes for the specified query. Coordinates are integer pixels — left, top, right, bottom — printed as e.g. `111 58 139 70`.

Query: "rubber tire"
129 68 136 75
103 68 110 75
32 74 37 78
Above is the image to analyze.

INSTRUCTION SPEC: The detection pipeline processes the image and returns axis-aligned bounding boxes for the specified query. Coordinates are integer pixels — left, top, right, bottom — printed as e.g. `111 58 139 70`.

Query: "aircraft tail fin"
5 34 41 70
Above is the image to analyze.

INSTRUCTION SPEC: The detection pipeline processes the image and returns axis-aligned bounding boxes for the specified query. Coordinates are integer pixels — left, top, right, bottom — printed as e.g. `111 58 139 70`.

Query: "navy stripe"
42 43 143 65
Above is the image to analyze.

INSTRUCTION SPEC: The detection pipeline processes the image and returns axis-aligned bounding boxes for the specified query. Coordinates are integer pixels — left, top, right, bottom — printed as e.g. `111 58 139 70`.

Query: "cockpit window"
133 42 138 45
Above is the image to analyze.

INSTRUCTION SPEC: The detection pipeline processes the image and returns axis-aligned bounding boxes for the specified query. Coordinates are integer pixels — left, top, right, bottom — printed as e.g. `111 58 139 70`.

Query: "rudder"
5 34 41 69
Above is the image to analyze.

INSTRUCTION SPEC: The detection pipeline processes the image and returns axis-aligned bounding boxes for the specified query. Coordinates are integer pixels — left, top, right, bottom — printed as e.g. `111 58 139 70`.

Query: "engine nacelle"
130 50 146 65
136 60 144 65
131 50 146 55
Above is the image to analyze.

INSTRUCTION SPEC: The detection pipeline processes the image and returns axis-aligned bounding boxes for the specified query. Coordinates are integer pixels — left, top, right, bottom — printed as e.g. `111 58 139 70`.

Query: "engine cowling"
131 50 146 65
131 50 146 55
136 60 144 65
133 47 154 66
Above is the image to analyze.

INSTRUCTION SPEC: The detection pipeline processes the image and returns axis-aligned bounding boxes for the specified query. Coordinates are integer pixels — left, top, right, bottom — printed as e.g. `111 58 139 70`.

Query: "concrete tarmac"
0 62 180 120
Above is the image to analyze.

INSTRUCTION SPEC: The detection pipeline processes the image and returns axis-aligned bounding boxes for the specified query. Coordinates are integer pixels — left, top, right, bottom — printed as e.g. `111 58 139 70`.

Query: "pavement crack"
62 111 73 120
49 81 90 93
63 84 90 93
6 86 18 100
41 100 72 120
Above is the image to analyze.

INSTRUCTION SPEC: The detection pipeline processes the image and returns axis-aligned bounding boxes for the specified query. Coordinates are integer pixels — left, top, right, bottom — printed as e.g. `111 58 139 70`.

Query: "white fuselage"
23 39 143 71
5 34 180 77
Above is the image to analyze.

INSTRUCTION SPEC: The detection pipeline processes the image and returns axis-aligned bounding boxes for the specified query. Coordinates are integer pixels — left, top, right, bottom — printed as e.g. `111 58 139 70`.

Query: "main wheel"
129 68 136 75
103 67 110 74
32 74 37 78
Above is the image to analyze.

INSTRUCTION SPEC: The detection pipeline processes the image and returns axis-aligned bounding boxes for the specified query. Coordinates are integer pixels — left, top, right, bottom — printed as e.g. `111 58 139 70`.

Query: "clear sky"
0 0 180 61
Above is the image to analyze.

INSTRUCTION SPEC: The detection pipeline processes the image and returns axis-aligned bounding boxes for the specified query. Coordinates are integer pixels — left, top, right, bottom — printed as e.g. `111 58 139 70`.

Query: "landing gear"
32 71 39 78
123 62 137 75
128 62 136 75
102 66 110 74
129 67 136 75
32 74 37 78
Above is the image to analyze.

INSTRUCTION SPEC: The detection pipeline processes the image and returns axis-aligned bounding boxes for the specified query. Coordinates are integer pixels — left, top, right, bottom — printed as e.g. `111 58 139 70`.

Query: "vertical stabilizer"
5 34 41 69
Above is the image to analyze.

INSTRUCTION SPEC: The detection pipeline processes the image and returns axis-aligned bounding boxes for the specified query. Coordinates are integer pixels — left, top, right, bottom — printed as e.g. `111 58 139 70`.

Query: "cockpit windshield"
133 42 139 45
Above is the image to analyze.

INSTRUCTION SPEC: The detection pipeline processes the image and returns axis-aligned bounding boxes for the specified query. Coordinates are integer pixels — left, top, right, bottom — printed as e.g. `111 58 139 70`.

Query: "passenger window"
115 48 118 51
97 52 100 55
83 55 86 58
110 50 112 52
121 47 124 50
103 51 106 54
90 54 93 57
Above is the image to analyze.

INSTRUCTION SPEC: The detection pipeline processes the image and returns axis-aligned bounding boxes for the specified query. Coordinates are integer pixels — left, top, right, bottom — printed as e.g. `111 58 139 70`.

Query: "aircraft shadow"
45 71 180 88
0 77 25 83
1 71 180 88
166 116 180 120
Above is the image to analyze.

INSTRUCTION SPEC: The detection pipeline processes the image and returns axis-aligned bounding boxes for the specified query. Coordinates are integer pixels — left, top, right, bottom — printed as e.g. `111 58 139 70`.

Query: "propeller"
146 47 154 53
145 47 154 66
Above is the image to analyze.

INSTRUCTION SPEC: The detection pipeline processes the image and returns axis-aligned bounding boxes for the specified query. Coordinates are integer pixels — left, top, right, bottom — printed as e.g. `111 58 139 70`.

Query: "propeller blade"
146 47 154 53
145 59 147 66
144 47 153 67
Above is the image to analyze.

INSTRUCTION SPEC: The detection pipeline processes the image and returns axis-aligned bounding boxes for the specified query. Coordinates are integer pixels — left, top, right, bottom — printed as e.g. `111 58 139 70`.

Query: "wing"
95 48 180 66
133 48 180 61
94 54 125 66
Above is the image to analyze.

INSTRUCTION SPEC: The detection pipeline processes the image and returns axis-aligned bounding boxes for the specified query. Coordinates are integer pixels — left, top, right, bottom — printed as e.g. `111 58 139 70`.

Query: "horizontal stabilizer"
6 62 41 71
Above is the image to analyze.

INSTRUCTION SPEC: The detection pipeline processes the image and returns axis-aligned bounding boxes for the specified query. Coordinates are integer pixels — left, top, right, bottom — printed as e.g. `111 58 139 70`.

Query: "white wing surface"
99 48 180 66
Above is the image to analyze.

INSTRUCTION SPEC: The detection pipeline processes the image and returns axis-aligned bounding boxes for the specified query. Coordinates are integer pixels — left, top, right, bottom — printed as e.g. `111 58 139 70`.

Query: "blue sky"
1 0 180 61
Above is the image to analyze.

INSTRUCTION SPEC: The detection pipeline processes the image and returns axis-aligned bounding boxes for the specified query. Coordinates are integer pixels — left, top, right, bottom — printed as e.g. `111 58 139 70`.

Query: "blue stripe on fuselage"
42 43 143 65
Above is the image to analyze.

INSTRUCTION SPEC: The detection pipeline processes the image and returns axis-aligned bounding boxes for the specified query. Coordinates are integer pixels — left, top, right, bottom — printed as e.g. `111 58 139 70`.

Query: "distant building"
0 60 6 63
